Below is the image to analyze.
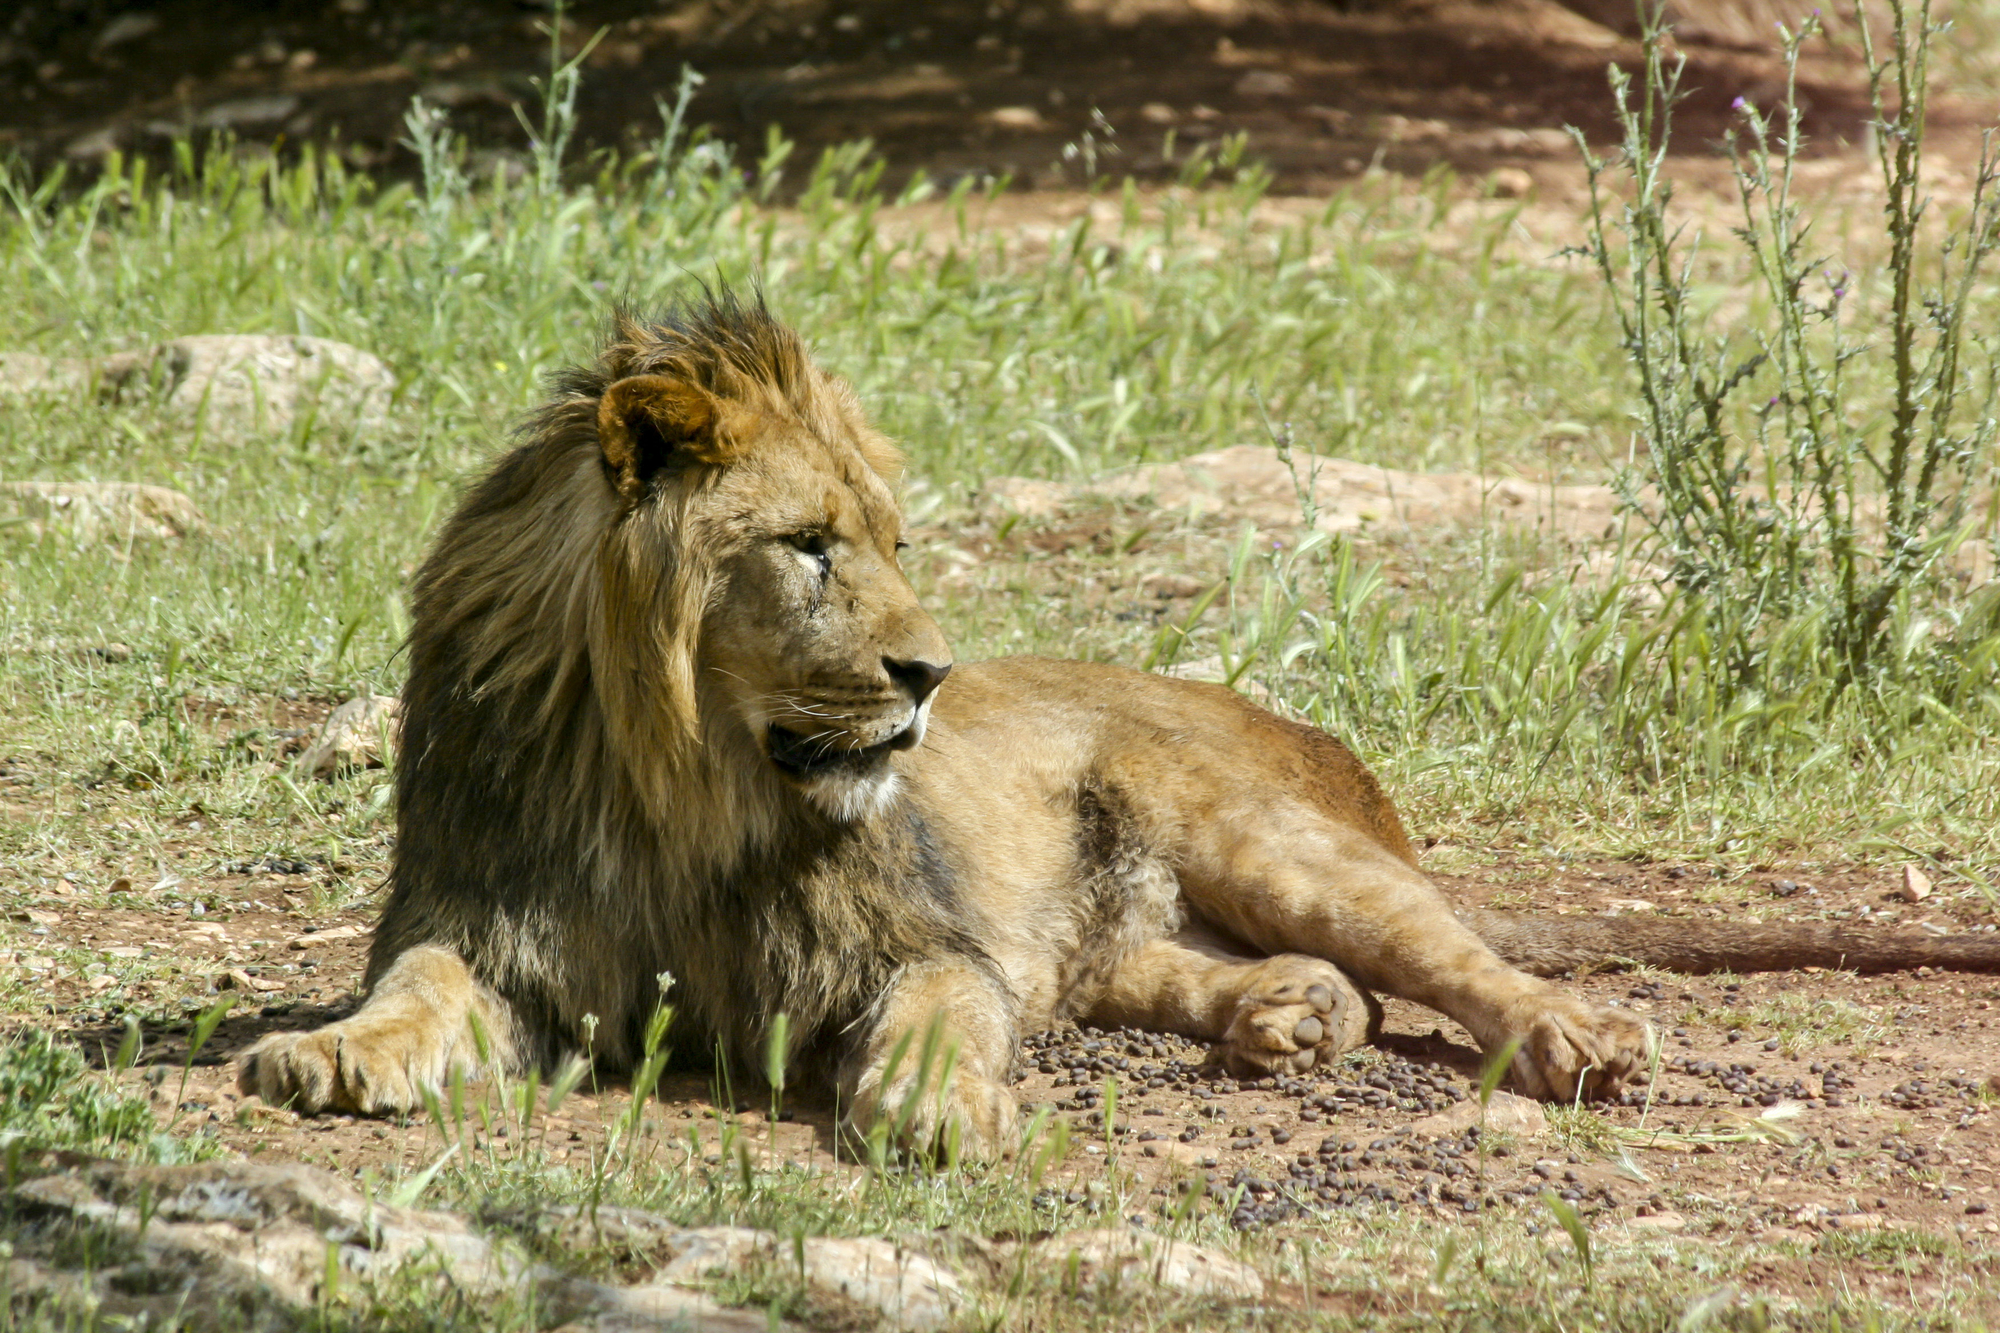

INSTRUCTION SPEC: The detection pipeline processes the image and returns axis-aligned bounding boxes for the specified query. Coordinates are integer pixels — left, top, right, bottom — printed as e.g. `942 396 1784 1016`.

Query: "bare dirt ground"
11 836 1999 1264
8 0 1993 193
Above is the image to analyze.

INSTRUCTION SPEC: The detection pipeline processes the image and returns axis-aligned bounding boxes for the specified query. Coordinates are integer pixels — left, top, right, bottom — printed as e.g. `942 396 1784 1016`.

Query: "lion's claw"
1497 993 1653 1101
845 1068 1018 1162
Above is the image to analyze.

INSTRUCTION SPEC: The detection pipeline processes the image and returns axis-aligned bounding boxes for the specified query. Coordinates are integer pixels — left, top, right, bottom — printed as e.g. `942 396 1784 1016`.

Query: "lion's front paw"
846 1068 1019 1163
237 1018 445 1116
1212 955 1380 1079
1497 992 1652 1101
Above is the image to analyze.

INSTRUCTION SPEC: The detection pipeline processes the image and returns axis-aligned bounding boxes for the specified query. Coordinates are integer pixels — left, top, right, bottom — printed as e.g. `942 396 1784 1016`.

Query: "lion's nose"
883 655 951 704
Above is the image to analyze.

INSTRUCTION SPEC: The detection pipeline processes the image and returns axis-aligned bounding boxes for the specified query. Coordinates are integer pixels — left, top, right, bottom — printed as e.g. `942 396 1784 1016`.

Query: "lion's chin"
765 720 918 823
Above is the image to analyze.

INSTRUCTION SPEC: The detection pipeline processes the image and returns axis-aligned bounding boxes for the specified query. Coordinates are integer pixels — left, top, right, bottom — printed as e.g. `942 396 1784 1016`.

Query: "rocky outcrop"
0 481 206 543
0 334 394 435
982 443 1631 540
7 1161 1270 1332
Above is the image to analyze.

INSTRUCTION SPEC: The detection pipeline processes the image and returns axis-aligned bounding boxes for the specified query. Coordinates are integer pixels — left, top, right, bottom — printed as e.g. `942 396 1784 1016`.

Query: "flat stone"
0 481 205 543
11 1160 543 1321
1408 1090 1548 1139
0 335 393 436
1032 1227 1263 1300
984 444 1630 540
1626 1211 1688 1230
297 695 400 778
556 1281 789 1333
146 334 394 433
653 1226 769 1281
657 1226 965 1330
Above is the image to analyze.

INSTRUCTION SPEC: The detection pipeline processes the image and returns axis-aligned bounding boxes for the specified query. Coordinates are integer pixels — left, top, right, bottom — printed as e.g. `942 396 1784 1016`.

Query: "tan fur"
239 299 2000 1156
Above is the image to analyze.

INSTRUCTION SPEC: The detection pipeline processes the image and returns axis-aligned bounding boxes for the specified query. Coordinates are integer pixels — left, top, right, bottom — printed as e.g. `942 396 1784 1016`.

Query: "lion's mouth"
765 719 920 779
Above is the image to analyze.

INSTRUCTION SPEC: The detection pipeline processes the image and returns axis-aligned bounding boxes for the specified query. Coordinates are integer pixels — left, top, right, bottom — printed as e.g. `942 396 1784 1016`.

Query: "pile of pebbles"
1018 1025 1602 1231
1881 1074 1989 1112
1020 1027 1471 1119
1197 1129 1626 1230
1633 1054 1851 1109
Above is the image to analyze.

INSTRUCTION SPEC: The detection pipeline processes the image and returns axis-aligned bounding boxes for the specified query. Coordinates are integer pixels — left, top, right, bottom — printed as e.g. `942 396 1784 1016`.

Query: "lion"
239 296 2000 1155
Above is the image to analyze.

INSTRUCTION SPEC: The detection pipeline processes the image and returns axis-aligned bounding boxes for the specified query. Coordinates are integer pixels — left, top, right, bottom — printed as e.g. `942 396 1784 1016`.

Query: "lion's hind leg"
1082 929 1379 1078
1174 806 1652 1100
237 944 513 1116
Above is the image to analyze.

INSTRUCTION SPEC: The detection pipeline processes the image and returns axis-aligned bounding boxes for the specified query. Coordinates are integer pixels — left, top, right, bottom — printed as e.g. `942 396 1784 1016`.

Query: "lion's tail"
1463 908 2000 977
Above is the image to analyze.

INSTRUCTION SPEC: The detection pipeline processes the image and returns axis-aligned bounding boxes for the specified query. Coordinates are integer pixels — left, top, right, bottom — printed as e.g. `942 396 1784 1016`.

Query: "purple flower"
1732 96 1750 111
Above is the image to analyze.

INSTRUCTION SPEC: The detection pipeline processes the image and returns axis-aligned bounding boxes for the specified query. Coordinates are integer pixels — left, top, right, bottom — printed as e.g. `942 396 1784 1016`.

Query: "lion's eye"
788 531 832 578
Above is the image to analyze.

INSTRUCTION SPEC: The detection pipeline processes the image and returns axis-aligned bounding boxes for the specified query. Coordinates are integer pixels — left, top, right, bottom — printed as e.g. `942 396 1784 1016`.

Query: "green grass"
0 1028 220 1163
1 131 1996 876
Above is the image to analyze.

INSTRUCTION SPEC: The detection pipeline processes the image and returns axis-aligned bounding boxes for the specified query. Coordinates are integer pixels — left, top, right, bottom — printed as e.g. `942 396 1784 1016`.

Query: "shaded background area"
5 0 1962 195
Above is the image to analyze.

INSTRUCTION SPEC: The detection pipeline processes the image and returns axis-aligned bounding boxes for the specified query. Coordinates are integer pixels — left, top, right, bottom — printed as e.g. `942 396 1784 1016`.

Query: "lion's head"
404 296 951 840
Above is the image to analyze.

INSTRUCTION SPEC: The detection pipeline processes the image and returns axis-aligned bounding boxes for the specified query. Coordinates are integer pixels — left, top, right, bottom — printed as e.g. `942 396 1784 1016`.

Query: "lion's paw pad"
1212 956 1379 1078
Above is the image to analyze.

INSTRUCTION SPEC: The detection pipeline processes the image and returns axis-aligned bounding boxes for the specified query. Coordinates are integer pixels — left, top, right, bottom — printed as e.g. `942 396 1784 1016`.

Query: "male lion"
240 297 2000 1155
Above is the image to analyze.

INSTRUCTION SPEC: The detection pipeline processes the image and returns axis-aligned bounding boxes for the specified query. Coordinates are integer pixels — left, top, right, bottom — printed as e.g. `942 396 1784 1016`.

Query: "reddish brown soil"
14 850 1997 1257
8 0 1971 194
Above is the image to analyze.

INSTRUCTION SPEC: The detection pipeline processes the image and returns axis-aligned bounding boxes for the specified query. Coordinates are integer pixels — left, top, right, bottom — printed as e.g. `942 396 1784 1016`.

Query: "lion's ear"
596 375 744 500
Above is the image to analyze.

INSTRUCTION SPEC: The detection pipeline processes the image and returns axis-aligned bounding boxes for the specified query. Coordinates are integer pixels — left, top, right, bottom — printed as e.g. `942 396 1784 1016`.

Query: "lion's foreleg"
842 959 1019 1160
236 944 516 1116
1082 928 1379 1078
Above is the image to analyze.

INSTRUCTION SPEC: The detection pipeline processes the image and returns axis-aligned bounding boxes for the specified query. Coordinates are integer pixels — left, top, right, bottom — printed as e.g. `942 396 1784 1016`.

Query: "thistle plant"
1573 0 2000 694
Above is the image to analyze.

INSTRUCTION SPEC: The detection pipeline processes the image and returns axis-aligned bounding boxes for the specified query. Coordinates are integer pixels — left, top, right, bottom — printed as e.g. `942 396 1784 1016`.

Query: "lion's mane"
370 296 989 1088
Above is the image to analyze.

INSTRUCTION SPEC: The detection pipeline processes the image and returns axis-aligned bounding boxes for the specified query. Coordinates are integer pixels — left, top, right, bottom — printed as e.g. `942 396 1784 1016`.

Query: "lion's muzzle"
766 715 923 779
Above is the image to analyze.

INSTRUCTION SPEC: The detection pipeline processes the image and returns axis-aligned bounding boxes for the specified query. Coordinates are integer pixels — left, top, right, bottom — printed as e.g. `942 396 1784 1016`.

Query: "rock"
1899 865 1932 903
216 967 285 993
1408 1089 1548 1139
8 1161 807 1332
143 334 394 433
0 335 394 436
1460 127 1574 155
196 96 301 130
287 923 367 950
1824 1213 1887 1231
981 476 1072 518
984 444 1630 540
560 1284 787 1332
1234 70 1295 96
93 13 162 51
297 695 400 778
0 482 206 543
1136 571 1208 599
1158 655 1274 704
659 1226 964 1330
526 1211 963 1331
0 353 89 395
65 127 127 161
986 106 1051 131
1488 166 1537 198
1625 1210 1687 1230
1034 1228 1263 1299
652 1225 769 1280
10 1160 544 1322
796 1237 965 1330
